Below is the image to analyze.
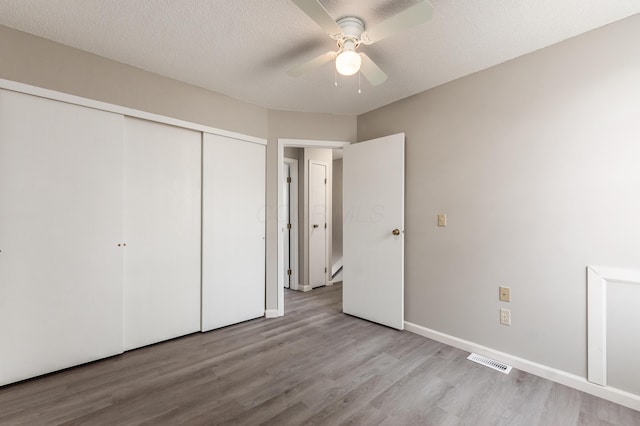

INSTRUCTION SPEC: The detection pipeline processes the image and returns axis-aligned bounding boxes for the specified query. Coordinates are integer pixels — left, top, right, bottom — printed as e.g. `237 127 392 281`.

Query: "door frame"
282 157 299 291
275 138 350 317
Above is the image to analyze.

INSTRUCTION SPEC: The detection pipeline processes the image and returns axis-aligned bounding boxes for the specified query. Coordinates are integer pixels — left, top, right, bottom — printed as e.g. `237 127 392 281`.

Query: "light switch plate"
437 213 447 227
499 286 511 302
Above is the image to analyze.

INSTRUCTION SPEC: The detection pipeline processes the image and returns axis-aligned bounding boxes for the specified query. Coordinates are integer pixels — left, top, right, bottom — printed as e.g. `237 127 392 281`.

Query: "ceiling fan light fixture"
290 1 433 86
335 49 361 76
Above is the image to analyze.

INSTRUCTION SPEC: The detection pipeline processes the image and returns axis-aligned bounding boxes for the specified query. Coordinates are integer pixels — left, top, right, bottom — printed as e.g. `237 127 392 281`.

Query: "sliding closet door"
123 118 201 350
0 90 124 386
202 133 265 331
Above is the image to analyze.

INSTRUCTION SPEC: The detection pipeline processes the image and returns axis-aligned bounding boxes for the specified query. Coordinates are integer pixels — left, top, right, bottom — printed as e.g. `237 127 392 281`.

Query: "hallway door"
309 161 328 288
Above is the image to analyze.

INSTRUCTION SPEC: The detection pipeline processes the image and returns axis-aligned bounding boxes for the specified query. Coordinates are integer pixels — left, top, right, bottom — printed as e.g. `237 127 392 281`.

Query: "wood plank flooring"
1 283 638 425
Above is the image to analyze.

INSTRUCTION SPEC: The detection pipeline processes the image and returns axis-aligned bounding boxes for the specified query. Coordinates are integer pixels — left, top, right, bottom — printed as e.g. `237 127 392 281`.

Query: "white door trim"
283 158 299 291
277 139 350 317
587 265 640 386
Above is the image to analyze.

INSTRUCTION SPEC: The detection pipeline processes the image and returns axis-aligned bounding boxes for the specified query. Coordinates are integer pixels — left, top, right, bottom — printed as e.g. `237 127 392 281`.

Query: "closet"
0 85 266 386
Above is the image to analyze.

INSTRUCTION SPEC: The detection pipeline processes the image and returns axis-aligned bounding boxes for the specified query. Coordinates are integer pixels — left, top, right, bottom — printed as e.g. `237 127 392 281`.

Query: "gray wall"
0 25 268 139
357 14 640 378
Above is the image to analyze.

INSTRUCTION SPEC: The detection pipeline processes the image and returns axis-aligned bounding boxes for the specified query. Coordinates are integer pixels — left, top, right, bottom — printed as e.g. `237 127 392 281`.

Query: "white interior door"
343 133 405 330
202 133 266 331
309 161 328 288
0 89 124 386
123 117 201 350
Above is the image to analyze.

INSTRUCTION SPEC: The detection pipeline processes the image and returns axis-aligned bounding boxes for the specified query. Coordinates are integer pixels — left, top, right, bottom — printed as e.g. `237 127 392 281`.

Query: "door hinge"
287 269 292 276
324 178 327 184
287 176 292 183
324 223 327 229
287 223 292 229
324 267 327 273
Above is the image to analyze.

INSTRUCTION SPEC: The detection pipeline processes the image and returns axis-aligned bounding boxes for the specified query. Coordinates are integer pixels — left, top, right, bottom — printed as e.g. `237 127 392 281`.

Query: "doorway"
275 134 406 332
276 139 350 316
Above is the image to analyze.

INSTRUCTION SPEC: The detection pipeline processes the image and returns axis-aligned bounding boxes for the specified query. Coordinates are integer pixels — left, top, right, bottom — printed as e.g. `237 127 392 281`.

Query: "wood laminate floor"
1 283 638 425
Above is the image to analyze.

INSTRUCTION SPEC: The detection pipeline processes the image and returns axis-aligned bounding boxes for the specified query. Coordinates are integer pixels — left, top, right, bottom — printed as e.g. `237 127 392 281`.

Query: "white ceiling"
0 1 638 116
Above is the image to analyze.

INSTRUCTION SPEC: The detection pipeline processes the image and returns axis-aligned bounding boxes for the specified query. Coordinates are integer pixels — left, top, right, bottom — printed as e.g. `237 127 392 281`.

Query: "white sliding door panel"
123 118 201 350
202 133 265 331
0 89 124 386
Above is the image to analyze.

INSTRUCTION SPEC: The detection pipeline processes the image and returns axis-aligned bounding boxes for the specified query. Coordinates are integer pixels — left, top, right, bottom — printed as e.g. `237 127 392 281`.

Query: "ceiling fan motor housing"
336 16 365 42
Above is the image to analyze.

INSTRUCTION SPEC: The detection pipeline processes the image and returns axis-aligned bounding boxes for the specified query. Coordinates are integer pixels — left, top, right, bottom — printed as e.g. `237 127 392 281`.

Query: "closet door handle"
312 224 319 228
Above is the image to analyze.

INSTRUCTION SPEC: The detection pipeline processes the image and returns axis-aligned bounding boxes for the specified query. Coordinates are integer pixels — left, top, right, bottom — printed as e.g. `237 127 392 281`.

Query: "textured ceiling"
0 1 638 115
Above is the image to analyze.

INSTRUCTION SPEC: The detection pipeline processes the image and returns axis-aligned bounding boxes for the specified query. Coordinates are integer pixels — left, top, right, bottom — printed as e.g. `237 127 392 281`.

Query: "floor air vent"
467 353 512 374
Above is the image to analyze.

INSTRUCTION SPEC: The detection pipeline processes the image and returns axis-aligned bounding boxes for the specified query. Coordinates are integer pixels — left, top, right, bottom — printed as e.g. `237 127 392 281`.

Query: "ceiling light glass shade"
335 50 362 76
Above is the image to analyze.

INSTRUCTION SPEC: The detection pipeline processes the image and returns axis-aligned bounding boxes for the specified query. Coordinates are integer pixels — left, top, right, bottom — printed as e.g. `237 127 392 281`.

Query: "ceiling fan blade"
288 51 337 77
360 53 388 86
292 0 342 36
361 0 433 45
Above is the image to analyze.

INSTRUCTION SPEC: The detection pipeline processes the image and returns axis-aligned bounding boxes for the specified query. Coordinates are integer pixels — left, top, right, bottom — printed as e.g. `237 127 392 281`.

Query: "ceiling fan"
288 0 433 86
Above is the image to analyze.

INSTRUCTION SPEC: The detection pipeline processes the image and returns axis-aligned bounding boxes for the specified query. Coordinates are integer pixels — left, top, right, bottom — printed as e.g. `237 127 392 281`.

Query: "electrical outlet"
437 213 447 227
500 308 511 326
499 286 511 302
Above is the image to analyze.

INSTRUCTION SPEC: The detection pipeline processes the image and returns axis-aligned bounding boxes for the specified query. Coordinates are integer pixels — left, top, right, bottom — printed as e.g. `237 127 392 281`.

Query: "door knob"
313 224 319 228
392 229 401 236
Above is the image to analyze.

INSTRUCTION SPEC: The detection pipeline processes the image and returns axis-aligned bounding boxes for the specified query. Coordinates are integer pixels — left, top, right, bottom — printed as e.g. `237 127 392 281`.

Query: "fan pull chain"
334 67 338 87
358 70 362 94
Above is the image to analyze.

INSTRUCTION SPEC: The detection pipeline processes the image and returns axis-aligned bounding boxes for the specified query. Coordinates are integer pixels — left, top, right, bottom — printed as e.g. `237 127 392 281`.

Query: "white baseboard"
265 309 280 318
404 321 640 412
299 285 312 292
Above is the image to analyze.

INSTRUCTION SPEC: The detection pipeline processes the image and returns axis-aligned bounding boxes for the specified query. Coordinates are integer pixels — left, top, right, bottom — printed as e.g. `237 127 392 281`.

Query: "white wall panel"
0 89 124 386
123 118 201 350
202 134 265 331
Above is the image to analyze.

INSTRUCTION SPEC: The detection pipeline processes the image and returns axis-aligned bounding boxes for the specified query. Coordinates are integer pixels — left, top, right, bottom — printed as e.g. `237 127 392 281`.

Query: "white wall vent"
467 353 512 374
